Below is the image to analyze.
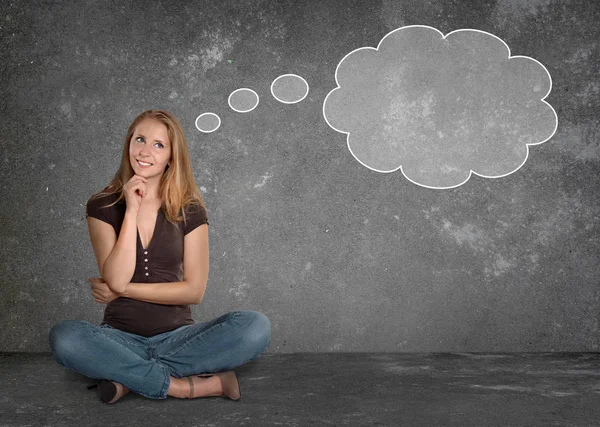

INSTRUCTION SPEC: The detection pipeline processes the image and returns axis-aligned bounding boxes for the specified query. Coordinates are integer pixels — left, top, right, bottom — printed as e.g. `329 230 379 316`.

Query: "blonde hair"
89 110 205 224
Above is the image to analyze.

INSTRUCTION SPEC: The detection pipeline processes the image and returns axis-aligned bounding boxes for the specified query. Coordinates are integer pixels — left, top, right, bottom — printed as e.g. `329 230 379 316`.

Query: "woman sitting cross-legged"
49 110 271 403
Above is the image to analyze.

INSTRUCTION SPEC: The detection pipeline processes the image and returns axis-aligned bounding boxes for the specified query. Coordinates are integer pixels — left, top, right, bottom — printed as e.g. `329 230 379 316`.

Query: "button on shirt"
143 251 149 275
85 190 209 337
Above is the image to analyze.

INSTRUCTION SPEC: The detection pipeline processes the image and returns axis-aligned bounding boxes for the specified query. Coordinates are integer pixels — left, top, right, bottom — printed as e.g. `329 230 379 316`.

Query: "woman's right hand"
123 175 149 213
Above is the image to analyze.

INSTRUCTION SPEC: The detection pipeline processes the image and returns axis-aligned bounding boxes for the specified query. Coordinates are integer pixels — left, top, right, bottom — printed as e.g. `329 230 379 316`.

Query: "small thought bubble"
323 25 558 189
271 74 309 104
195 112 221 133
228 88 259 113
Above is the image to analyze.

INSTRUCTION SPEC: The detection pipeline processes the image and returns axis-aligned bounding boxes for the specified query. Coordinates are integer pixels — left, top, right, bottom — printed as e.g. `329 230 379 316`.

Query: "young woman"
49 110 271 404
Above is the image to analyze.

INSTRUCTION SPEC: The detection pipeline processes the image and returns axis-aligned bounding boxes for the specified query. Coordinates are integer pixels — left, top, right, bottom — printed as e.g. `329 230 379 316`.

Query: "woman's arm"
122 223 209 305
88 209 138 294
88 176 149 293
90 278 199 305
121 280 201 305
102 210 138 292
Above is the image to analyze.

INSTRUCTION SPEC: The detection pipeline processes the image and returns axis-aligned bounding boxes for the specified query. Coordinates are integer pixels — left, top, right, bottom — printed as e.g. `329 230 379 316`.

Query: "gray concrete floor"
1 352 599 426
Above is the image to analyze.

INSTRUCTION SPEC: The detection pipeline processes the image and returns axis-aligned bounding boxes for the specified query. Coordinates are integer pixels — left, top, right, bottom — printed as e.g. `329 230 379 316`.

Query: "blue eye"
135 136 163 148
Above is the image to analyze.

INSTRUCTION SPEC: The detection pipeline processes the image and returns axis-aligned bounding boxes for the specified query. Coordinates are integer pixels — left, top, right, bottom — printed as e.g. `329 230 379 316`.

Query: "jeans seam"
133 362 170 400
157 369 170 399
162 321 228 358
94 327 147 351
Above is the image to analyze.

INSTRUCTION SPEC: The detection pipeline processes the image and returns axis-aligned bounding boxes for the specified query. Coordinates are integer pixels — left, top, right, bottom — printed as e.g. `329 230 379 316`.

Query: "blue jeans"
49 310 271 399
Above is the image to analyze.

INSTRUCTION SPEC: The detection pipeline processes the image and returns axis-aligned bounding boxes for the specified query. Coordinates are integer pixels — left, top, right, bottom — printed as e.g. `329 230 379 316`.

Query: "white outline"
322 25 559 189
228 88 260 113
270 74 309 104
195 112 221 133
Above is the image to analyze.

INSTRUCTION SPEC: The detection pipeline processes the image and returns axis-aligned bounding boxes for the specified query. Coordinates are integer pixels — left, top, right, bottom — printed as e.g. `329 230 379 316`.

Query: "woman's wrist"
124 208 139 221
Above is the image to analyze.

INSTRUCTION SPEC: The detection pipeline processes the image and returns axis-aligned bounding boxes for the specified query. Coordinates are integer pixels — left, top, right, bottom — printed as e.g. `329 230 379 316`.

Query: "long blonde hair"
89 110 206 224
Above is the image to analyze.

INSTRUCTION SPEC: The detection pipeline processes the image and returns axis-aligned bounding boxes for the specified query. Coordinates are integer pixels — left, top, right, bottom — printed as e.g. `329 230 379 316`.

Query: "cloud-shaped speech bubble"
323 25 558 189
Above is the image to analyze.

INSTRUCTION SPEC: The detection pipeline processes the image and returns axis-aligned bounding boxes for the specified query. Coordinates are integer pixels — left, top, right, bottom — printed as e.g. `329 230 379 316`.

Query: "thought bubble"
195 112 221 133
323 25 558 189
229 88 259 113
271 74 309 104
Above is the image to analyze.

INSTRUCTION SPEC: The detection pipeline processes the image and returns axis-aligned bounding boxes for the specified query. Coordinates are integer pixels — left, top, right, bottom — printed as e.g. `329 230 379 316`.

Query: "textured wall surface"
1 0 598 352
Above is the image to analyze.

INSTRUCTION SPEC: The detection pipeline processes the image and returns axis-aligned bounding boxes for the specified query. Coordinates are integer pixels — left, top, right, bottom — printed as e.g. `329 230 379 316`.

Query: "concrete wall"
1 0 598 352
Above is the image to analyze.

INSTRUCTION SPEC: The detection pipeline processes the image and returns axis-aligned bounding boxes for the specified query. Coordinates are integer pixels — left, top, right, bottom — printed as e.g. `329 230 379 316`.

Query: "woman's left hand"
89 277 122 304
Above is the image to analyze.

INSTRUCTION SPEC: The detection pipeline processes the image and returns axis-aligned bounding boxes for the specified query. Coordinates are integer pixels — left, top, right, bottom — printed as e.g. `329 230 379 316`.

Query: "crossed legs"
49 310 271 402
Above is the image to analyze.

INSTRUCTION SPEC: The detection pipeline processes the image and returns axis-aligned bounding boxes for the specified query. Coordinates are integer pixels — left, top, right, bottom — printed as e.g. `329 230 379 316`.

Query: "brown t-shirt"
85 191 209 337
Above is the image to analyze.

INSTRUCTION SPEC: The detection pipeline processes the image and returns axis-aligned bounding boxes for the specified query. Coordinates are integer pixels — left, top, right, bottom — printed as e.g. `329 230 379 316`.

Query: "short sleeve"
85 194 114 226
183 204 209 235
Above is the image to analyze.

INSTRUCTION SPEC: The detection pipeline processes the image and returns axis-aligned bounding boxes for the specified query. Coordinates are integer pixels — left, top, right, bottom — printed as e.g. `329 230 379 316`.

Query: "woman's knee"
235 310 271 352
48 320 90 360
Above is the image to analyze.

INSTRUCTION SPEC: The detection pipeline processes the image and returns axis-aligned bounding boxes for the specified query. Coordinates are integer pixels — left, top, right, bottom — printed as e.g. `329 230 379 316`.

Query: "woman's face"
129 118 172 178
